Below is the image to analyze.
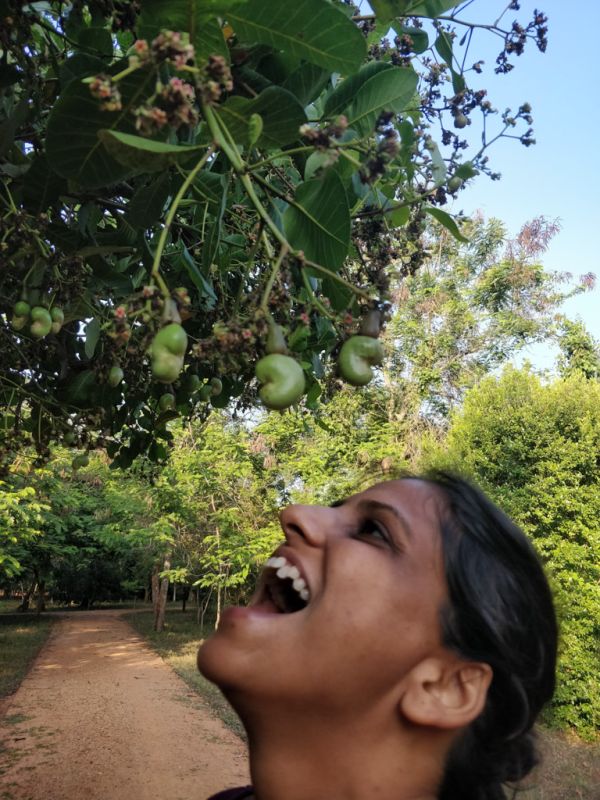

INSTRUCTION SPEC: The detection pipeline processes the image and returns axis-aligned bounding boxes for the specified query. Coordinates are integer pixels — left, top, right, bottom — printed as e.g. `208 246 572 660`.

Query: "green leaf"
435 31 453 67
46 70 156 188
345 67 418 136
424 206 469 243
283 170 350 270
427 140 447 186
226 0 366 75
324 62 392 118
137 0 229 60
391 25 429 54
371 0 461 22
390 205 410 227
126 173 173 228
77 26 113 58
84 318 101 359
203 176 228 270
22 154 68 213
59 53 106 87
435 30 465 93
176 243 218 306
0 98 29 158
193 171 227 213
406 0 462 16
217 86 307 148
282 62 330 108
98 130 205 172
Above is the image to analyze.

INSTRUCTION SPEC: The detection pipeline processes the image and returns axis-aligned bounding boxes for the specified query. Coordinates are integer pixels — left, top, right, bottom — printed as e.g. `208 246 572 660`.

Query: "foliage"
557 318 600 380
154 415 283 601
385 215 592 416
0 450 166 601
0 0 550 466
428 367 600 738
0 477 48 577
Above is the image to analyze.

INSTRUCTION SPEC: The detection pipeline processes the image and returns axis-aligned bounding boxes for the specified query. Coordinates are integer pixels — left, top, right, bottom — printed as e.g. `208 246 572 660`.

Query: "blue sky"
445 0 599 369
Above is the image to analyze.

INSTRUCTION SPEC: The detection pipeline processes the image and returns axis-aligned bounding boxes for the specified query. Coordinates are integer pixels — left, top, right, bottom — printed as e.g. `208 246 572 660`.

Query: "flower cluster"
496 9 548 73
150 30 195 68
88 74 122 112
360 112 399 184
299 116 348 151
200 55 234 105
134 77 198 135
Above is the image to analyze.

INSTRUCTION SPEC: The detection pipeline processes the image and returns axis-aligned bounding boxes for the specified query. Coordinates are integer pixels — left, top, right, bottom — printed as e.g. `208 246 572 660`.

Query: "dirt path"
0 611 249 800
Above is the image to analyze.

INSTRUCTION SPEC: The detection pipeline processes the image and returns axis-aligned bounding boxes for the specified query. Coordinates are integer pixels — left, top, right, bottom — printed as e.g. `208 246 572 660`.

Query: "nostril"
285 522 305 540
280 504 328 547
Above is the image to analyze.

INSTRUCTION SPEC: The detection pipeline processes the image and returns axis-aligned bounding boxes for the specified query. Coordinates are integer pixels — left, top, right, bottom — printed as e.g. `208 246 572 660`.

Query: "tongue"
250 597 281 614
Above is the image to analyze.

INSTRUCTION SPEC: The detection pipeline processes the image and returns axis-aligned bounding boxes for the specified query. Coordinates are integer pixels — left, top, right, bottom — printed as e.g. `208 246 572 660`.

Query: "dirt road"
0 611 249 800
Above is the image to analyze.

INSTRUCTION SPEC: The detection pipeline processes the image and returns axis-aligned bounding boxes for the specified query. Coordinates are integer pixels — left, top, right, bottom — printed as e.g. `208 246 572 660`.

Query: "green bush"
427 367 600 739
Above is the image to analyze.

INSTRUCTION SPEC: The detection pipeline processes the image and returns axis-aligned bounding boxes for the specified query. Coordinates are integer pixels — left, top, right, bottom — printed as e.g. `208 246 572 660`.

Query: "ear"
399 656 492 730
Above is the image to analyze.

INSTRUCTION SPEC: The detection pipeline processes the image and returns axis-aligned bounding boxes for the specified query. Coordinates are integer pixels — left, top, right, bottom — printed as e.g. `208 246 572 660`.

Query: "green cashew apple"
63 431 76 445
150 323 188 384
72 453 89 470
50 307 65 334
158 392 176 411
182 373 202 395
108 365 124 387
209 377 223 397
198 384 212 402
266 323 288 355
14 301 30 317
30 307 52 339
338 335 384 386
11 315 28 331
256 354 305 410
447 176 464 192
359 309 382 339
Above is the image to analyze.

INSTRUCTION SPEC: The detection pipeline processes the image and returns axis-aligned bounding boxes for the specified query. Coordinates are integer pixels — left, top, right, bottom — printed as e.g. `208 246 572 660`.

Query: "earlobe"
399 657 493 730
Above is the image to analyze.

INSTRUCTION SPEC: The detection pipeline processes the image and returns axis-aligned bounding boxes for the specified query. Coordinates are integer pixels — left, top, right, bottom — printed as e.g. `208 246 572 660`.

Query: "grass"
124 608 245 739
0 614 54 698
127 608 599 800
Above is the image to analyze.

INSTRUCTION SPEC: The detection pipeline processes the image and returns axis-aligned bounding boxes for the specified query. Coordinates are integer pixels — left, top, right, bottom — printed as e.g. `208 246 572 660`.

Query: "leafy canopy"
0 0 548 467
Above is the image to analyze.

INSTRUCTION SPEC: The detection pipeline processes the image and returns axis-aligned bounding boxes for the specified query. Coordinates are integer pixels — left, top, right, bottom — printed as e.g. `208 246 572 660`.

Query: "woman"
198 473 557 800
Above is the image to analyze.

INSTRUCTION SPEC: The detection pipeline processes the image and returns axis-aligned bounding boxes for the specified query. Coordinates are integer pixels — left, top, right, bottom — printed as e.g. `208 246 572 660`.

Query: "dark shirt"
207 787 254 800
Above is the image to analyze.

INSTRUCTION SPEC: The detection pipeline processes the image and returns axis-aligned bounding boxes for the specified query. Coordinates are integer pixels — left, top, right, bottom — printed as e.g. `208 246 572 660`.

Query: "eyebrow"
330 497 414 543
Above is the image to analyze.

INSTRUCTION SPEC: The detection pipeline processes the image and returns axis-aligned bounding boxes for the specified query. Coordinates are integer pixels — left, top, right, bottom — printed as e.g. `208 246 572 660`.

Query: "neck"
235 700 449 800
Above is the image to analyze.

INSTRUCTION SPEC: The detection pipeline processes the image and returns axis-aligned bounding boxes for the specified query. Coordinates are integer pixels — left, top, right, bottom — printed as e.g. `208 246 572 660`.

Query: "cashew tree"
0 0 548 467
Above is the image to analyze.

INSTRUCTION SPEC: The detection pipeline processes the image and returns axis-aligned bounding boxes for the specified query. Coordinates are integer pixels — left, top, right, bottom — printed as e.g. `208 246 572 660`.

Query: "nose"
279 504 337 547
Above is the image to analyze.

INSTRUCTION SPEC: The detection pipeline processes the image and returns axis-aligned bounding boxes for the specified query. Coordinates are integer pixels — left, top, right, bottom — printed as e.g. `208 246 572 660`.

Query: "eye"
356 519 389 545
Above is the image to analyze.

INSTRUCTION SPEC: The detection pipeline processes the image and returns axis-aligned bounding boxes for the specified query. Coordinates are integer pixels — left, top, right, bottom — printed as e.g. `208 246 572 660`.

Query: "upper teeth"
266 556 310 603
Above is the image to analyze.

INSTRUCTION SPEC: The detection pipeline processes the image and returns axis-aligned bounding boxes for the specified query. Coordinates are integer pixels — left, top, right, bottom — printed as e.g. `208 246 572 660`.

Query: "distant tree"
386 216 592 416
429 367 600 737
557 318 600 379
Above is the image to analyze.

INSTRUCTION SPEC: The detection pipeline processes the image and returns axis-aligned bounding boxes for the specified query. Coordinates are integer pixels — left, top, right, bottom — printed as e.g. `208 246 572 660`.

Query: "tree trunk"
151 569 160 626
172 582 176 603
35 580 46 616
154 556 171 633
17 578 37 612
215 582 222 631
199 588 213 629
181 585 190 613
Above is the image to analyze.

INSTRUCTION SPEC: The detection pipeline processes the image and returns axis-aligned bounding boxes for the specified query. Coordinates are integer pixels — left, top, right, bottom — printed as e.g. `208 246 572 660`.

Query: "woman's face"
197 479 449 715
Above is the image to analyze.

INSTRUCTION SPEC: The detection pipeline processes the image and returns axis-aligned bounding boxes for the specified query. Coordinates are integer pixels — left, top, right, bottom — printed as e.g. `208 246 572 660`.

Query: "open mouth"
262 556 310 614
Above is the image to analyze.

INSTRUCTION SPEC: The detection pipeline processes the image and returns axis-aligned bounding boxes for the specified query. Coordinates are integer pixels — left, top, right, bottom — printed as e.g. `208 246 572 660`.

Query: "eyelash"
357 519 389 545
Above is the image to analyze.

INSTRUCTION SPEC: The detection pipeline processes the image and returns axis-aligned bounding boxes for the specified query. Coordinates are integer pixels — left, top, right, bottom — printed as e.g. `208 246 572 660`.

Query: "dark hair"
423 472 558 800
